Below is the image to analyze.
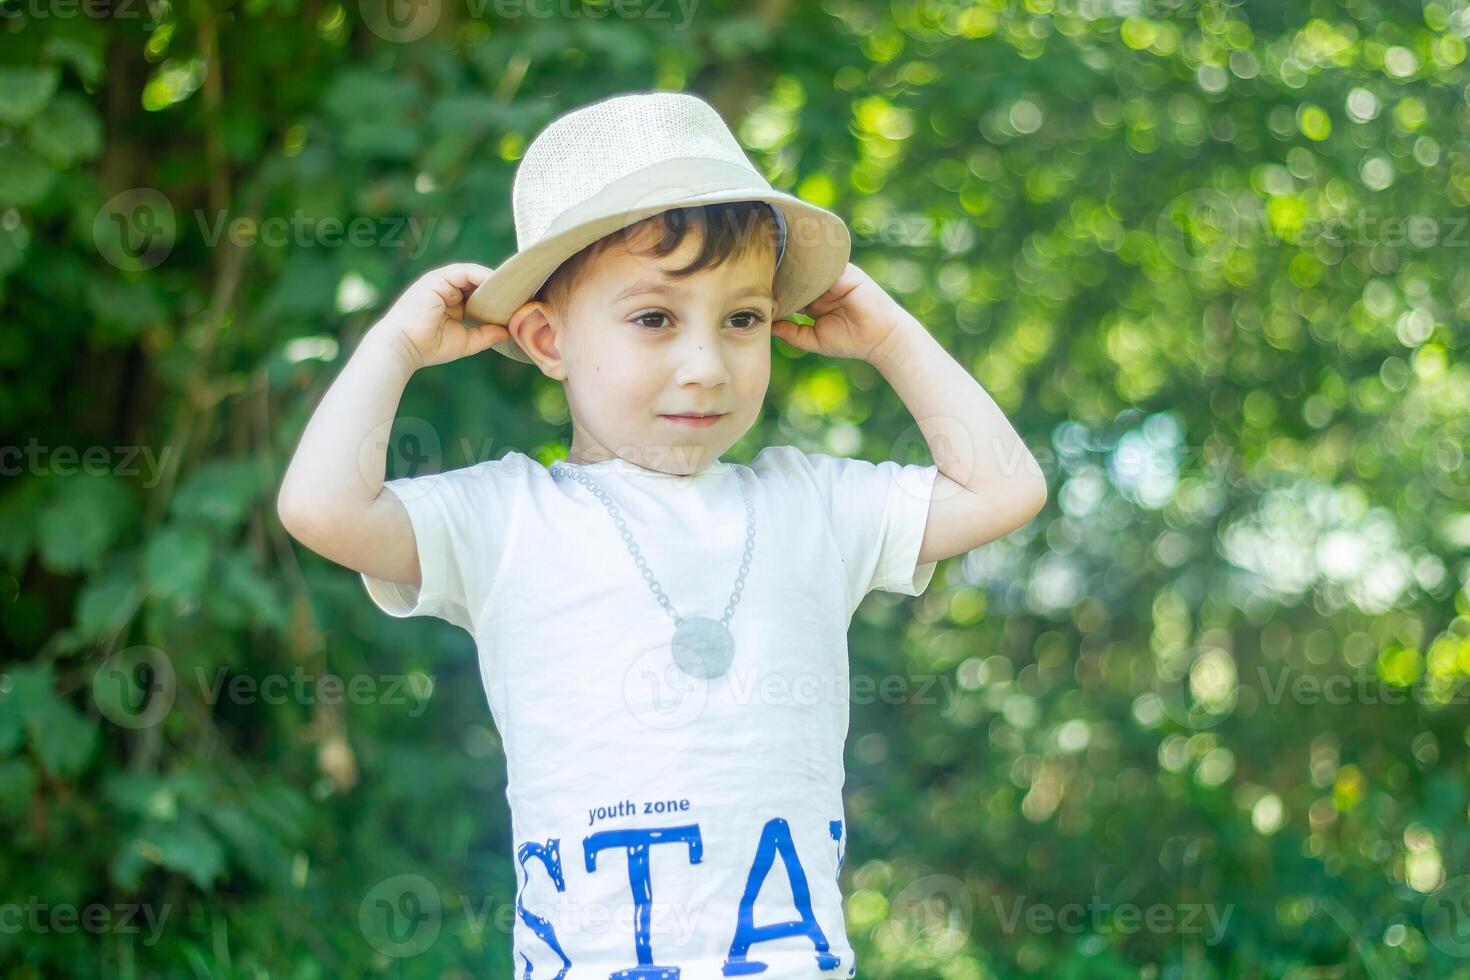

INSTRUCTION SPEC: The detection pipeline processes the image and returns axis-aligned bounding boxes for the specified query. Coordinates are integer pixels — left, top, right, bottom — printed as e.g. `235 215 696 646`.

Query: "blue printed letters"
583 824 704 979
515 818 845 979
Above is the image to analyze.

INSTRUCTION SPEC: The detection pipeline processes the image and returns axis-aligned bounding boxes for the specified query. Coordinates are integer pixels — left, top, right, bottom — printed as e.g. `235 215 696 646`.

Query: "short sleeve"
359 452 529 634
798 449 941 611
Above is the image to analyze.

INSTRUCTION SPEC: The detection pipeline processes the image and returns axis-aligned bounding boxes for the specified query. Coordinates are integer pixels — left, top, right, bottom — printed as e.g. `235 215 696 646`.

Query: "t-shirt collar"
557 456 730 480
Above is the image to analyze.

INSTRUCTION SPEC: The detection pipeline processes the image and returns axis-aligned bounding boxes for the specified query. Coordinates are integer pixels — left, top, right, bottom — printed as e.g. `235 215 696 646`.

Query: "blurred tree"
2 0 1469 976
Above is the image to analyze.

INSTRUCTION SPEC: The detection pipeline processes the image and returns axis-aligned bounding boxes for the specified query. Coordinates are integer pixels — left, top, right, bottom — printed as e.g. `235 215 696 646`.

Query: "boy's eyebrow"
614 279 678 302
733 284 775 301
614 279 775 303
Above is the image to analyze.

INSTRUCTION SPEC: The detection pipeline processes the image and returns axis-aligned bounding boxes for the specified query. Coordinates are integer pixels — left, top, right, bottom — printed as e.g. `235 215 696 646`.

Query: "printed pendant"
671 616 734 679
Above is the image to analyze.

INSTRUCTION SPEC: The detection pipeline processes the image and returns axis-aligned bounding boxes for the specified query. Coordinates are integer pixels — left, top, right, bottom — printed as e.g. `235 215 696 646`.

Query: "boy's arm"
772 263 1047 568
276 328 424 588
867 315 1048 566
276 263 504 589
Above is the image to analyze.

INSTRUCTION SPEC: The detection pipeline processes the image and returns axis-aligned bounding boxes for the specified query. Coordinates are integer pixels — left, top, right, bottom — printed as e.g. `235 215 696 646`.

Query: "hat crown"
512 92 765 248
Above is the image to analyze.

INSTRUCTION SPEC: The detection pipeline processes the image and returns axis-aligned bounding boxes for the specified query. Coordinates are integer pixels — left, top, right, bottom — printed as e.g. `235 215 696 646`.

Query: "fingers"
421 263 495 308
439 262 495 287
770 319 816 353
421 276 463 310
442 318 511 357
807 265 862 314
466 321 511 355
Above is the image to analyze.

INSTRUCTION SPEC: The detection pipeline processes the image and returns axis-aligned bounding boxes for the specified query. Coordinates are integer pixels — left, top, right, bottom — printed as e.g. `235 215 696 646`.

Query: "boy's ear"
506 301 566 379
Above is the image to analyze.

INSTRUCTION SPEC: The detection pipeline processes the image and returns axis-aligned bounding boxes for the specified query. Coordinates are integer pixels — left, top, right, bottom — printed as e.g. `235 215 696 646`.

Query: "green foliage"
3 0 1470 976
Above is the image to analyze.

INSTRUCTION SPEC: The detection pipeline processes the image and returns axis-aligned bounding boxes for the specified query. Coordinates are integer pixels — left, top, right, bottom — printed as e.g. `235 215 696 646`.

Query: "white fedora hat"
463 90 852 363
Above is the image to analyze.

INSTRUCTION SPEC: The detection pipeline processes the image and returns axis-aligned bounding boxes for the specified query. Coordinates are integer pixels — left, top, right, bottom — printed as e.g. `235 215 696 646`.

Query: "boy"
278 92 1045 978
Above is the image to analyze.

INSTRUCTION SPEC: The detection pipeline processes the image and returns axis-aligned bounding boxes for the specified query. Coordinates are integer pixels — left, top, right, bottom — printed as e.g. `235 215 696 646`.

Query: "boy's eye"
729 310 767 330
630 311 768 331
633 312 669 330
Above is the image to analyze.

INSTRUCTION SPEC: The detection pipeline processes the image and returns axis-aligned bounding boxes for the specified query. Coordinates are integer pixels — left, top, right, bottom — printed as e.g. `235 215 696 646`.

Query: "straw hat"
463 91 852 363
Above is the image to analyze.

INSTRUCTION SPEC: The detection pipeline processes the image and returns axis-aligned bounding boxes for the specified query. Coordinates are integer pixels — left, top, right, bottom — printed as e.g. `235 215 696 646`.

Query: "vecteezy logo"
360 0 440 43
93 646 176 730
1155 188 1246 273
1425 875 1470 957
1154 645 1238 730
621 646 711 732
883 873 973 959
358 416 443 504
93 188 177 271
1424 417 1470 501
359 873 443 958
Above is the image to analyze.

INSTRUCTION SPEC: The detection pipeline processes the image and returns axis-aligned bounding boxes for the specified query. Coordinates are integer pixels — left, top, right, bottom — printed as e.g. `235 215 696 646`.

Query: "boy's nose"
672 327 732 387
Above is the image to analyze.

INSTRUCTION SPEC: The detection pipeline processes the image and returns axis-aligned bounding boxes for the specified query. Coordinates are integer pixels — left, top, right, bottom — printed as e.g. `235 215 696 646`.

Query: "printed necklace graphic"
550 461 755 680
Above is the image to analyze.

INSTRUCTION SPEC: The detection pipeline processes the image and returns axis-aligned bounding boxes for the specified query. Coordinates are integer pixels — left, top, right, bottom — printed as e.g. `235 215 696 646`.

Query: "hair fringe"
533 202 778 311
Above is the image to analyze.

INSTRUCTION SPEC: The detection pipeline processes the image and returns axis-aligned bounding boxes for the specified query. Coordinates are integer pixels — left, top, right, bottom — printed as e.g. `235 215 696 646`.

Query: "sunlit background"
4 0 1470 976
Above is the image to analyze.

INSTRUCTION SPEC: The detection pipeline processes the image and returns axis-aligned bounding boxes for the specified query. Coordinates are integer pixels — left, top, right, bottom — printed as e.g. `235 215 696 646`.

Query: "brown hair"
532 201 780 312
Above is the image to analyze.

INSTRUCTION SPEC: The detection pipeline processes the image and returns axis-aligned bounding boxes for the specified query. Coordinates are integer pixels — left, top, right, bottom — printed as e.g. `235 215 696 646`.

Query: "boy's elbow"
276 485 317 541
1019 468 1048 524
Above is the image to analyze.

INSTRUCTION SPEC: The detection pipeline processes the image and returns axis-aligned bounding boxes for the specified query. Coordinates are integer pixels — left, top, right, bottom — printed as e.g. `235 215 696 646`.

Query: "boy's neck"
563 445 724 478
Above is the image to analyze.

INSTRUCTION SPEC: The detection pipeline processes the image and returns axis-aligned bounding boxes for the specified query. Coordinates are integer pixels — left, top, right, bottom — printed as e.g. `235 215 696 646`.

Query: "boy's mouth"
659 413 726 427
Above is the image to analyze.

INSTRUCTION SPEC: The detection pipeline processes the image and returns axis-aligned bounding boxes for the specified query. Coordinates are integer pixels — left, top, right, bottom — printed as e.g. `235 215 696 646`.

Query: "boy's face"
513 220 778 475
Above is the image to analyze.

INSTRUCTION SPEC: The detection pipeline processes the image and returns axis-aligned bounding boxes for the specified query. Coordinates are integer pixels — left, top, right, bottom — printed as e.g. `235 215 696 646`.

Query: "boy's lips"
659 413 726 427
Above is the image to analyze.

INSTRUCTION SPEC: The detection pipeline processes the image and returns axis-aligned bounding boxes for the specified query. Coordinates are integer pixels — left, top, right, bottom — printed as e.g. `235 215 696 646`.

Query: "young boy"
278 92 1045 978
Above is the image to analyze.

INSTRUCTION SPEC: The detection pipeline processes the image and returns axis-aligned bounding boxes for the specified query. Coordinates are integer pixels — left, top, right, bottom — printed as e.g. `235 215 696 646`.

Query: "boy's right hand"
370 263 510 371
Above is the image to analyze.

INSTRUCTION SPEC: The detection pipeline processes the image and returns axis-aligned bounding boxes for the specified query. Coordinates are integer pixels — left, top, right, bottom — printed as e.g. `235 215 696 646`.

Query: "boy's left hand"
771 263 919 364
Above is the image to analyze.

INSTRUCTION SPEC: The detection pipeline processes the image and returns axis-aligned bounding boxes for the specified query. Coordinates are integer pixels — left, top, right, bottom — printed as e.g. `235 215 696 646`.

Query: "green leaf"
38 475 135 575
166 768 219 813
322 71 424 162
341 122 421 162
5 662 98 778
205 803 295 887
0 759 36 818
42 37 105 86
136 812 226 890
30 699 98 778
85 275 167 334
0 144 57 207
143 525 213 602
103 770 178 819
214 551 288 632
26 93 103 167
0 477 45 572
0 699 23 757
427 94 505 134
182 945 220 979
257 252 337 321
109 839 149 891
248 782 313 844
709 16 773 59
171 459 262 528
0 220 31 278
74 564 143 641
0 66 60 126
322 70 423 122
6 662 59 724
572 19 655 71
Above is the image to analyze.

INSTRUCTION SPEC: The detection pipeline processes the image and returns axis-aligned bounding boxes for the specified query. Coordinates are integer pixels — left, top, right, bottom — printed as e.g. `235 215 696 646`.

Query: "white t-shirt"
361 445 939 979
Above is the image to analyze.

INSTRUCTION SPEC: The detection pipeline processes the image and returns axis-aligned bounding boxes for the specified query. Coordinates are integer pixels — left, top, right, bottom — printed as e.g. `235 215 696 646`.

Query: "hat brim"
462 158 851 364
